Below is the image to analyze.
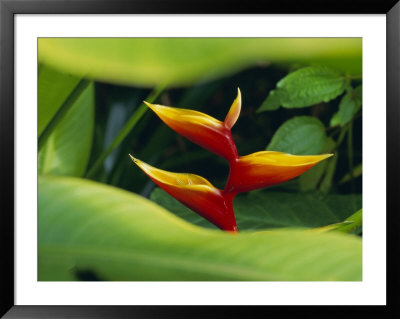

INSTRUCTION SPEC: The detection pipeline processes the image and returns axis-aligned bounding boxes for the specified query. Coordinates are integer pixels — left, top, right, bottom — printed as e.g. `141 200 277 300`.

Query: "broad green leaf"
39 176 361 281
257 66 348 112
38 65 81 136
276 66 347 108
38 83 94 176
337 85 362 126
151 188 361 231
266 116 326 155
38 38 361 87
299 137 337 192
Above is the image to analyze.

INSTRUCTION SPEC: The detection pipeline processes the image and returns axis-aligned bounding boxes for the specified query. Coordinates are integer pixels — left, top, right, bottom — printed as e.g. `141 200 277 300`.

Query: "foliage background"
38 38 362 281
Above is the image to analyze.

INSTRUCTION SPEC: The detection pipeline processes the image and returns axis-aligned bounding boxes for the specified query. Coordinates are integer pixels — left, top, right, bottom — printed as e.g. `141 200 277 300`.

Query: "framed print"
1 0 398 317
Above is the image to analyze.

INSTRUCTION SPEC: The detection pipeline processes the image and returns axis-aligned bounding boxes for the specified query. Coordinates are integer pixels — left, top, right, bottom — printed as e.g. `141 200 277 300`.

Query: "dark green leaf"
299 138 337 192
266 116 327 155
337 85 362 126
151 188 361 231
339 164 362 185
274 66 346 108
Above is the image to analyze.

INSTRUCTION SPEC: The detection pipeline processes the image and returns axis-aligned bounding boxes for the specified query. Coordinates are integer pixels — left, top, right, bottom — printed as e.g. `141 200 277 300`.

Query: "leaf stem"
85 83 166 179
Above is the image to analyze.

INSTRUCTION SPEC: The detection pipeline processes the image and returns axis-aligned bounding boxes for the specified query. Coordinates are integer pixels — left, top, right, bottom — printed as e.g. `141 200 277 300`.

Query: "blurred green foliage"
37 38 362 281
39 38 361 87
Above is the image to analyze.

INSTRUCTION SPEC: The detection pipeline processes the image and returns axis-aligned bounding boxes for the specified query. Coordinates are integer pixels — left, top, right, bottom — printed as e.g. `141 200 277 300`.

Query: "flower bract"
144 88 241 163
131 88 333 232
130 155 238 232
225 151 333 194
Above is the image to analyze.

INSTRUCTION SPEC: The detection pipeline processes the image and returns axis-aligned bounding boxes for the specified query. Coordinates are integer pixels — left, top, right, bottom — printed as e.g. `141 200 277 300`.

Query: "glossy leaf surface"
38 83 94 176
38 65 81 136
39 176 362 281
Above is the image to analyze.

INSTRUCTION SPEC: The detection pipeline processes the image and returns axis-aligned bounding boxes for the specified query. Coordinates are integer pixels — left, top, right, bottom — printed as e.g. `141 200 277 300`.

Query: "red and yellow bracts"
131 89 332 232
130 156 237 232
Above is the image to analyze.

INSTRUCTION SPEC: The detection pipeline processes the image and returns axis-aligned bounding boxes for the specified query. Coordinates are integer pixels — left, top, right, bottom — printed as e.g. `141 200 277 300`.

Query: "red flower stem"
220 190 239 232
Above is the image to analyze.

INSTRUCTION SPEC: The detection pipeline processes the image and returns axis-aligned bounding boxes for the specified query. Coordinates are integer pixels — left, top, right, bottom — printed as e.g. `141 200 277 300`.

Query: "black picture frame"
1 0 398 317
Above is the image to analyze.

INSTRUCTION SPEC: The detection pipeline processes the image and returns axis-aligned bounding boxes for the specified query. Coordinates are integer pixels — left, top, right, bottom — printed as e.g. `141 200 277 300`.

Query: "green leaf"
38 83 94 177
257 66 348 112
257 89 282 112
337 85 362 126
38 38 361 87
312 209 362 234
151 188 361 231
85 85 165 179
266 116 327 155
39 176 362 281
299 137 337 192
277 66 347 108
330 112 341 127
339 164 362 185
38 65 81 136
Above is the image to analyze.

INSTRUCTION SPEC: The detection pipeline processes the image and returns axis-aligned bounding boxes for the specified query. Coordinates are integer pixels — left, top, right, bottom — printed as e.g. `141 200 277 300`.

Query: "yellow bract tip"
129 154 140 165
240 151 333 167
143 100 155 110
224 88 242 129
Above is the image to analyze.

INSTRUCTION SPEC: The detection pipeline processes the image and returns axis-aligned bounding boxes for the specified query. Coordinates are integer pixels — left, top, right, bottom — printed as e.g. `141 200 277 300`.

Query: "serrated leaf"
38 83 94 176
151 188 361 231
337 85 362 126
266 116 327 155
275 66 347 108
38 65 81 136
39 176 362 281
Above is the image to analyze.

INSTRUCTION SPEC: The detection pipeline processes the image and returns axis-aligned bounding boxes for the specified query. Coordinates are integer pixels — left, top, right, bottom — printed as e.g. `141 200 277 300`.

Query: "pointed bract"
224 88 241 129
131 90 335 232
144 93 239 162
130 155 237 231
225 151 333 193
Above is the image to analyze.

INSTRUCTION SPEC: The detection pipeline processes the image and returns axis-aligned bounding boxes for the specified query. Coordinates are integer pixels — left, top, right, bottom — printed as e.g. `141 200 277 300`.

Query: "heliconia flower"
132 88 334 232
129 155 238 232
143 88 242 163
225 151 333 194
